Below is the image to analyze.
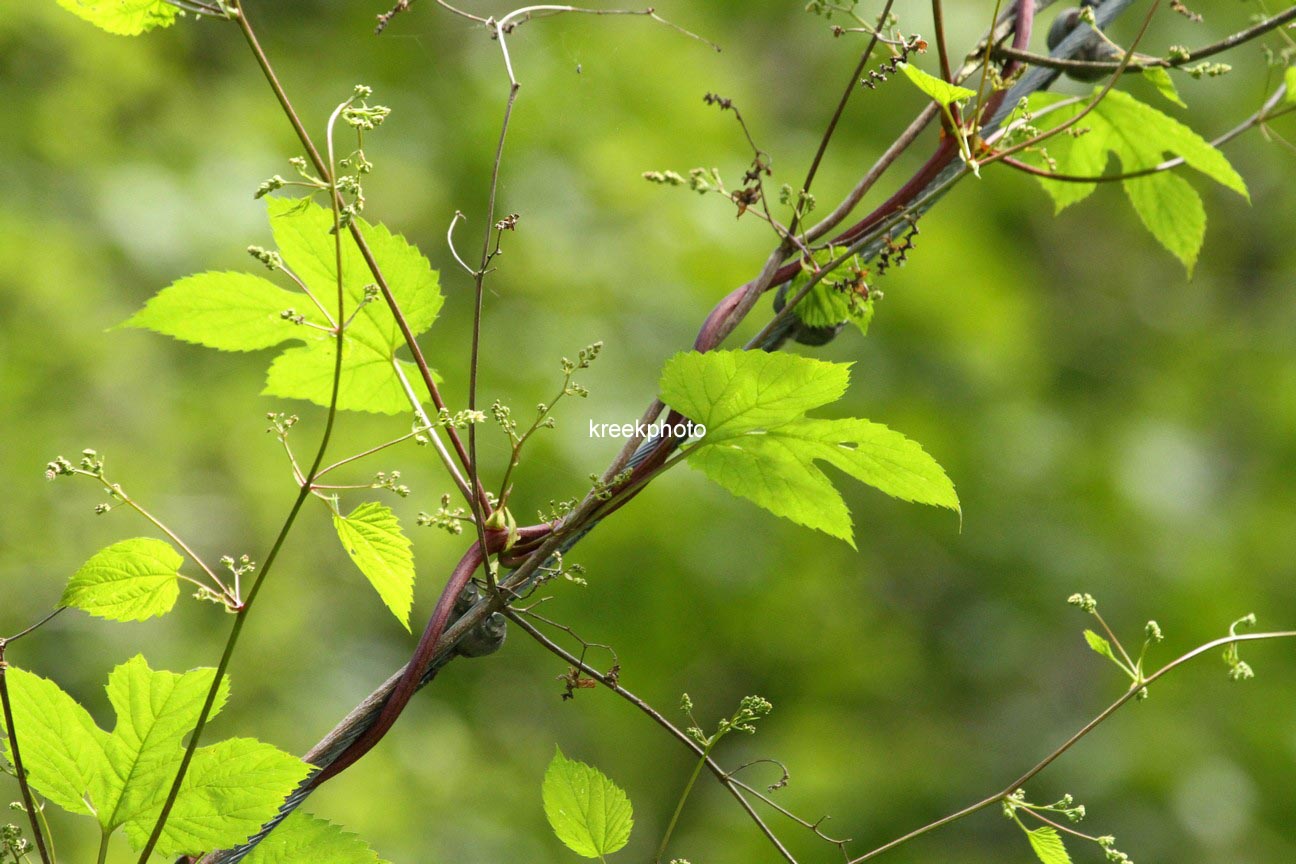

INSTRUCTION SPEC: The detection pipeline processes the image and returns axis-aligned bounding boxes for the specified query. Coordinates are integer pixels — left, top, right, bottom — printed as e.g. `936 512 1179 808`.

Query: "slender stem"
96 831 109 864
655 744 712 864
788 0 896 242
135 11 354 860
94 477 225 595
993 5 1296 73
1 610 64 645
391 360 476 504
507 611 799 864
230 0 481 503
0 652 54 864
847 630 1296 863
930 0 953 84
464 73 520 590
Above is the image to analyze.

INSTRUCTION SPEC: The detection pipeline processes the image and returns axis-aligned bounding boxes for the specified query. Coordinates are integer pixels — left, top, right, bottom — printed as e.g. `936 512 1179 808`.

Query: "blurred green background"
2 1 1294 862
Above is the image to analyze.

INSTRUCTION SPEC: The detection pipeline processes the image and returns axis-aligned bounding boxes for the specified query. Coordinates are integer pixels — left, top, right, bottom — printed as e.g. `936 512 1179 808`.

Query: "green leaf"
897 62 977 107
660 351 958 546
1285 67 1296 104
124 197 443 415
121 737 311 856
96 656 231 836
1025 90 1248 274
332 502 415 631
264 343 431 416
542 748 634 858
1083 629 1120 665
242 812 391 864
60 538 184 622
1025 826 1074 864
659 350 849 443
121 272 319 352
1140 66 1186 108
55 0 179 35
0 667 108 816
788 248 874 335
1 657 300 856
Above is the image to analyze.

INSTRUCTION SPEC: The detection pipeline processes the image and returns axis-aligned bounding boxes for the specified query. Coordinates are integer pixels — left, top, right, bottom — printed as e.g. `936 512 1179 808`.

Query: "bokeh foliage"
1 2 1294 862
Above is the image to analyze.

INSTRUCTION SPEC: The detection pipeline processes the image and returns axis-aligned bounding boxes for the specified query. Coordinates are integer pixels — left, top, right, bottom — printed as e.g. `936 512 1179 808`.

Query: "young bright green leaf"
659 350 850 442
121 272 320 352
242 811 391 864
1286 67 1296 104
0 667 108 816
60 538 184 622
124 197 443 415
55 0 179 36
1025 90 1248 274
332 502 415 631
1083 629 1120 665
1140 66 1186 108
121 737 312 856
660 351 958 546
1026 826 1074 864
96 657 231 835
897 62 977 107
688 417 958 547
542 748 634 858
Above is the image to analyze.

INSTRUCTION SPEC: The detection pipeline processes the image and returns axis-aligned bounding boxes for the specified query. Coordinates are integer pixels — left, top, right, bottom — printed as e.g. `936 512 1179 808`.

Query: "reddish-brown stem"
313 525 512 783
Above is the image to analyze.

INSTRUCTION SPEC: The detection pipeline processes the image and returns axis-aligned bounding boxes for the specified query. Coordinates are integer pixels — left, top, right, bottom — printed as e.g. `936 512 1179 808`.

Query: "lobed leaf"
332 502 416 631
660 351 958 546
60 538 184 622
542 748 634 858
123 198 443 415
1025 90 1248 274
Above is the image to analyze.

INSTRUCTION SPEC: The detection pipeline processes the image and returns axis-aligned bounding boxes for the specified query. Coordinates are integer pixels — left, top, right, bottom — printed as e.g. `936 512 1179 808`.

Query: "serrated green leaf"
121 272 320 352
242 811 391 864
659 350 850 442
60 538 184 622
124 197 443 415
897 62 977 106
97 656 230 834
55 0 179 35
1026 826 1074 864
332 502 415 630
121 737 311 856
543 748 634 858
1083 629 1120 664
1025 89 1247 273
263 340 433 415
0 668 108 816
688 418 958 547
661 351 958 545
1140 66 1186 108
1 659 298 856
